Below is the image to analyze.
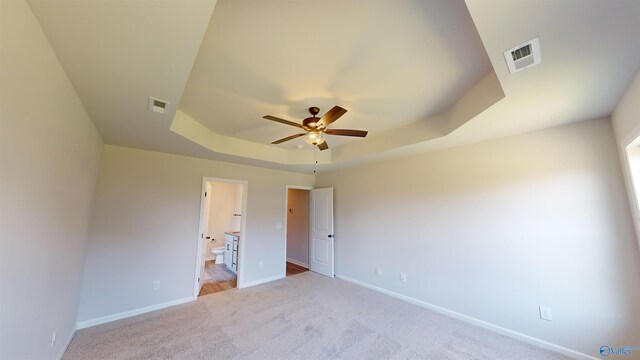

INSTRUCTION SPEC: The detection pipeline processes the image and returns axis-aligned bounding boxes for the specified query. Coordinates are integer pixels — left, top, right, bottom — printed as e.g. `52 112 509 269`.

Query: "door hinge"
204 191 207 197
198 277 200 282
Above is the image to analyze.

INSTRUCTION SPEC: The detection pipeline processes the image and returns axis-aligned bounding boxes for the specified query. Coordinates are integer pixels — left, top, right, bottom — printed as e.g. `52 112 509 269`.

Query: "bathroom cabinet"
224 232 240 274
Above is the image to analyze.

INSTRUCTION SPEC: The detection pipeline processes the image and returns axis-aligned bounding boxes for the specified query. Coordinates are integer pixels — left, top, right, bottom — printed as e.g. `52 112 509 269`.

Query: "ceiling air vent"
503 37 541 74
148 97 169 114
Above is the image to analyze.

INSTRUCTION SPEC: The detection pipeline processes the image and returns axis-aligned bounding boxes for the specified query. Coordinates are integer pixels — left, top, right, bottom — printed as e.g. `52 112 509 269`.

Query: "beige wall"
77 145 314 322
287 189 310 266
316 118 640 357
0 1 103 358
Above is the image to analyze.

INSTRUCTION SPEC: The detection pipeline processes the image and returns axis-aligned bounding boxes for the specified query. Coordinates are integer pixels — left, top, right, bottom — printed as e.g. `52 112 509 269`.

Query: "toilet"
211 247 224 264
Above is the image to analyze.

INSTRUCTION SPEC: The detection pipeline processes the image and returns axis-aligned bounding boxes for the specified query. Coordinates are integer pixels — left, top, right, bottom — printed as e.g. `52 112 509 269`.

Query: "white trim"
76 296 196 330
205 256 215 261
57 327 76 360
286 185 314 190
286 257 309 268
238 274 285 289
335 274 598 360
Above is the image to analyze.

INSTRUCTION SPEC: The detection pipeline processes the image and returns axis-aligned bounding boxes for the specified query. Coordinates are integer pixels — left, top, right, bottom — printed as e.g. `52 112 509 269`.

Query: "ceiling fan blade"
271 133 306 144
324 129 368 137
317 141 329 151
318 106 347 129
263 115 304 129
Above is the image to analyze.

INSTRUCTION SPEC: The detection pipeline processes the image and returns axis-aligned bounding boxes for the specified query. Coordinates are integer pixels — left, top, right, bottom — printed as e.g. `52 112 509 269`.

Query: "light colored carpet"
64 272 572 360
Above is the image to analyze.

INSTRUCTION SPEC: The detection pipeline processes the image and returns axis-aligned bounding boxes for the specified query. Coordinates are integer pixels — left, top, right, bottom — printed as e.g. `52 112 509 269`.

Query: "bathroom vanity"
224 232 240 273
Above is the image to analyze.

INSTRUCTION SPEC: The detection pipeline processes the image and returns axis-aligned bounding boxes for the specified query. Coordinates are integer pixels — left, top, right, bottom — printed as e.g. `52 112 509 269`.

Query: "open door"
310 187 334 277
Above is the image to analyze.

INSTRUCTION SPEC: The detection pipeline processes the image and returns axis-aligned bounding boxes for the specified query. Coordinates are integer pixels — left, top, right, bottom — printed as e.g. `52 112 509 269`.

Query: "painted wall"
77 145 314 323
287 189 310 267
0 1 103 358
206 182 242 257
316 118 640 358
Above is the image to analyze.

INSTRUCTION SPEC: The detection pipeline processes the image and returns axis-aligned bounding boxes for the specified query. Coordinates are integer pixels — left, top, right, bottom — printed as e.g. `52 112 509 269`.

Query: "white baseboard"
335 274 598 360
76 296 196 330
57 327 76 360
238 274 285 289
286 258 309 268
205 256 215 261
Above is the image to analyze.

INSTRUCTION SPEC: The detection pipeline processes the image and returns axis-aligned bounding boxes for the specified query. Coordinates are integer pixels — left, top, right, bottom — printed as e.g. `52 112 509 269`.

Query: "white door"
194 183 211 295
202 184 212 270
310 187 334 277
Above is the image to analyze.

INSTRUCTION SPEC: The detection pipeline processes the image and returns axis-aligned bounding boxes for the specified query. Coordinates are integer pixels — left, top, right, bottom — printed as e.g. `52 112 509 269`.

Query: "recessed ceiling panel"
179 0 492 149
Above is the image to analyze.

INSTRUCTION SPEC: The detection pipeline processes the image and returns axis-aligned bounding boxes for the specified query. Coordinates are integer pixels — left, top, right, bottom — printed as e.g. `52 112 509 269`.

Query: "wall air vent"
503 37 541 74
148 97 169 114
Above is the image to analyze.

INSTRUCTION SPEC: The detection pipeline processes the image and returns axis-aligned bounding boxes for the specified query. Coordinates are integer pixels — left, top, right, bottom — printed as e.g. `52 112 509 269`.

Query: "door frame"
283 185 313 276
194 177 249 297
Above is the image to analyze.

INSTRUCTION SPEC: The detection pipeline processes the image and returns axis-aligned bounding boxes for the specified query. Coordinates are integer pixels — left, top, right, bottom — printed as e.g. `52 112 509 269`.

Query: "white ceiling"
28 0 640 173
461 0 640 142
27 0 219 158
179 0 492 150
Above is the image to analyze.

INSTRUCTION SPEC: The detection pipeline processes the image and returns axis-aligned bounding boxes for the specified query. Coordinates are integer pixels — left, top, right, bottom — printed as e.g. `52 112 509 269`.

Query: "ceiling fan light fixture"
305 131 325 145
264 105 365 151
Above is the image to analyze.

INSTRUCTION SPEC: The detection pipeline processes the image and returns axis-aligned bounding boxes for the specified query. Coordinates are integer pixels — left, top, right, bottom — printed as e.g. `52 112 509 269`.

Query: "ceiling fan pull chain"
313 147 317 174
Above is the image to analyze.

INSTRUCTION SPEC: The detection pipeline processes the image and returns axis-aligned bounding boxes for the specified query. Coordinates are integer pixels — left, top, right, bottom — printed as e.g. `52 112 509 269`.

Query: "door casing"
195 177 248 296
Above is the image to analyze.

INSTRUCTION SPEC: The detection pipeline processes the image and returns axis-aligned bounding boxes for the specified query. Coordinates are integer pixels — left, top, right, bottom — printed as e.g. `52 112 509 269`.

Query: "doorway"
284 186 335 278
194 178 247 297
285 186 311 276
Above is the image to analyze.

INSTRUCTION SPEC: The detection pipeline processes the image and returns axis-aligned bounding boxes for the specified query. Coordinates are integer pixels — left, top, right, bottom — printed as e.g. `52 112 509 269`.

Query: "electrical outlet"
51 331 56 347
375 267 382 276
400 273 407 283
539 305 552 321
153 280 160 290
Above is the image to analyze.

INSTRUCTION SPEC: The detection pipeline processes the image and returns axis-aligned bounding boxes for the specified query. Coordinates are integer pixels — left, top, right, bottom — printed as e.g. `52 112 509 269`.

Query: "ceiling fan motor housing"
303 116 321 128
303 107 321 128
264 105 366 151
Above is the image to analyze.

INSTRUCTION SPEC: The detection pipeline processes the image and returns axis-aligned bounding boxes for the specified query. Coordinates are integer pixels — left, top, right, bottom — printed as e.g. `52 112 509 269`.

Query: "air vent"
503 37 541 74
148 97 169 114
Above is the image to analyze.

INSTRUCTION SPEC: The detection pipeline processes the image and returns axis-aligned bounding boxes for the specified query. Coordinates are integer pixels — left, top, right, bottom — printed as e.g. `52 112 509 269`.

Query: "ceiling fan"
263 106 368 151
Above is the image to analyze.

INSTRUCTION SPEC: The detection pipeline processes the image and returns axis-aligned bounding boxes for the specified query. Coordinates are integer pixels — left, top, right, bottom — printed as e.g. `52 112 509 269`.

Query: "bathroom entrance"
195 178 247 297
285 186 311 277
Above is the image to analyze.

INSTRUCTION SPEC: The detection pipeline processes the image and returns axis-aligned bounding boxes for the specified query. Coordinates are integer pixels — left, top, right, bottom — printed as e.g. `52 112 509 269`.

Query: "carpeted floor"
64 272 572 360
